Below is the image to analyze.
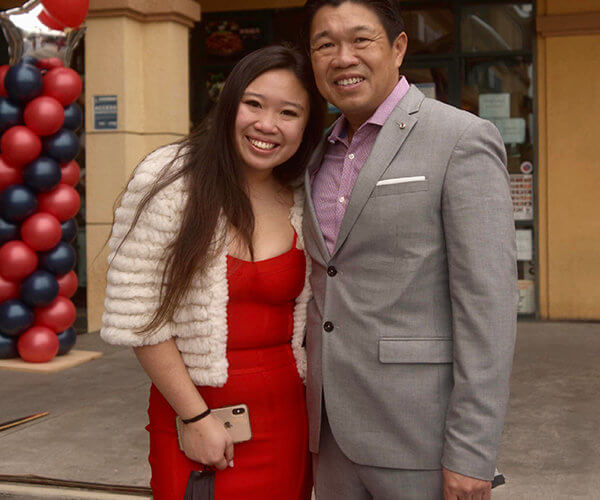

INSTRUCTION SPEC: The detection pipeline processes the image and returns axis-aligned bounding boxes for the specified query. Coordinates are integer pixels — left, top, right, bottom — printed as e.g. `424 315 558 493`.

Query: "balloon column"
0 0 87 362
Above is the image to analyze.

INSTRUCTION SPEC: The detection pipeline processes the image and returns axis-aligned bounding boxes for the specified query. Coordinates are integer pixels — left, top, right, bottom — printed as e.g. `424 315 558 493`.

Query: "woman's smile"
235 68 309 176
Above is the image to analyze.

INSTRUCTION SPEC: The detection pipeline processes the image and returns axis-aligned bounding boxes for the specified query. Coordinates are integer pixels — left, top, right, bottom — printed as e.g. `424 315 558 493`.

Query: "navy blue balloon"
0 97 23 133
4 64 43 103
42 129 79 163
23 156 61 193
61 218 77 243
63 103 82 131
21 57 38 66
20 270 59 308
39 242 76 275
0 299 34 337
0 333 18 359
0 217 19 244
0 185 38 222
56 327 76 356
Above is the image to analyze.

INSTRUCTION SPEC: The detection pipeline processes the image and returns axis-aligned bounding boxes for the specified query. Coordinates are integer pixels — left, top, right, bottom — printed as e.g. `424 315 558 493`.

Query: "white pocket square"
376 176 426 186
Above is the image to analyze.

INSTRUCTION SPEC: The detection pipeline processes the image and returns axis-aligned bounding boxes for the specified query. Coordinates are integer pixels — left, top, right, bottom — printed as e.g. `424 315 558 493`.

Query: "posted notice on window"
516 229 533 261
479 93 510 119
510 174 533 221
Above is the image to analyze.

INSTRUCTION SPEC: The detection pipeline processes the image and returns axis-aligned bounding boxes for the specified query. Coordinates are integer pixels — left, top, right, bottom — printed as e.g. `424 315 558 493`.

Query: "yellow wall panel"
545 34 600 319
547 0 600 15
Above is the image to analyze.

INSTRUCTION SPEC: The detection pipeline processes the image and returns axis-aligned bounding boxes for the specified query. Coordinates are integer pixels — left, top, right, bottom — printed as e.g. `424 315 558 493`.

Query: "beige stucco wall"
537 0 600 319
85 2 200 332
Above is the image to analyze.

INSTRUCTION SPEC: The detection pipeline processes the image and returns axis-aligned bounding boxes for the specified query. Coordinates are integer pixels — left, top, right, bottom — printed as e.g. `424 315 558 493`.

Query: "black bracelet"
181 408 211 424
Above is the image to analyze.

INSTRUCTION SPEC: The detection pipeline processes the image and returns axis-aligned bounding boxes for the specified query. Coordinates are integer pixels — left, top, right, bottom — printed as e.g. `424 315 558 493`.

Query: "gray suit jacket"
303 86 518 481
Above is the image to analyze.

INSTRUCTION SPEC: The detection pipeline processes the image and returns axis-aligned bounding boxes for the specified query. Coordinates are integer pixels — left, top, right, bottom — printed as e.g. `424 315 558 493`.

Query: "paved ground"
0 334 150 491
493 322 600 499
1 321 599 499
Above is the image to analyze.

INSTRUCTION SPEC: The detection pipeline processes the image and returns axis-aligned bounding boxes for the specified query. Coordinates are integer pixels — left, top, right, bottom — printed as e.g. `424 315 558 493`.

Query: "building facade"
79 0 600 331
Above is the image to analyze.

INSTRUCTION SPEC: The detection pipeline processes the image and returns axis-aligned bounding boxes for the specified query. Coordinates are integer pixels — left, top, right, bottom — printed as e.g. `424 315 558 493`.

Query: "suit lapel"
332 86 424 257
303 138 330 264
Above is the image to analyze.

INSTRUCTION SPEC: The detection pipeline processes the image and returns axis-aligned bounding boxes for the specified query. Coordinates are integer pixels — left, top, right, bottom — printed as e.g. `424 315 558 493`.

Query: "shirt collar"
326 76 410 144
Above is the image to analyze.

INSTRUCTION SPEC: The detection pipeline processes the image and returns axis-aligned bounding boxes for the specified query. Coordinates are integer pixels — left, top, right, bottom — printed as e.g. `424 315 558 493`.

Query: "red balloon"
0 155 23 191
1 126 42 166
38 10 66 31
21 212 62 251
45 58 64 70
17 325 59 363
37 59 64 71
35 296 76 333
42 68 82 106
37 185 80 222
24 96 65 136
0 274 19 302
57 271 78 298
0 241 38 281
60 160 80 186
41 0 89 28
0 65 9 97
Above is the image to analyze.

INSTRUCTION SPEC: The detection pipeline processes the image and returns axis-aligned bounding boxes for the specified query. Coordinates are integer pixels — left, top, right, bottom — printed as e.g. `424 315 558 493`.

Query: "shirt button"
323 321 334 332
348 153 355 160
338 196 345 203
327 266 337 277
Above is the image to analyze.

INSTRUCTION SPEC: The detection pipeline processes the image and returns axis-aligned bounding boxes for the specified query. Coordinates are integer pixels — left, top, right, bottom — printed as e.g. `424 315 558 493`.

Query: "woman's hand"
132 341 232 469
180 414 234 470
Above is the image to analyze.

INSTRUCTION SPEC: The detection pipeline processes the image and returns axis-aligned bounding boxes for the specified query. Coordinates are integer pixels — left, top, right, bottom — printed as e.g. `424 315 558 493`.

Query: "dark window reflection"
403 8 454 55
462 57 533 115
462 57 534 176
461 4 534 52
403 66 450 103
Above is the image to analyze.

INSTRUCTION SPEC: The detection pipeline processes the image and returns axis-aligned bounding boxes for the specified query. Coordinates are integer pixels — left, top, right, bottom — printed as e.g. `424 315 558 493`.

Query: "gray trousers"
313 412 443 500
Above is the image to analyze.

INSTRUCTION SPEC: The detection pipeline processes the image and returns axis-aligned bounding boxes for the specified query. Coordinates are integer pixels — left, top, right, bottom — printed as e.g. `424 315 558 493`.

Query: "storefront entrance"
191 1 538 317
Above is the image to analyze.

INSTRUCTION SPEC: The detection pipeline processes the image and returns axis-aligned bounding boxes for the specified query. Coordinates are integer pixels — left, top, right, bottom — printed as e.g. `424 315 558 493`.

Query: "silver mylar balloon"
0 0 85 67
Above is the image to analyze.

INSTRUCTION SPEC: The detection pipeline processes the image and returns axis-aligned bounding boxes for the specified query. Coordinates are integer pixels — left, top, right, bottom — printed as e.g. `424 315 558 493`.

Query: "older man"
301 1 518 499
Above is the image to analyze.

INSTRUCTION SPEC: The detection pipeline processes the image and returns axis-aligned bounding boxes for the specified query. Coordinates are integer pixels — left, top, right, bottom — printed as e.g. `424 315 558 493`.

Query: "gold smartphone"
176 404 252 450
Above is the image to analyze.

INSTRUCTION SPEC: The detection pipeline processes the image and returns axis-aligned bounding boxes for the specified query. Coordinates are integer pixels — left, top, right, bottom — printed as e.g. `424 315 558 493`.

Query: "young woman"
100 45 324 499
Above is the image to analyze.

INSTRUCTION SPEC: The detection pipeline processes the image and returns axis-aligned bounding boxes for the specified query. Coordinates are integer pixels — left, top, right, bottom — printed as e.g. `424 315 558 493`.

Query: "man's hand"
443 468 491 500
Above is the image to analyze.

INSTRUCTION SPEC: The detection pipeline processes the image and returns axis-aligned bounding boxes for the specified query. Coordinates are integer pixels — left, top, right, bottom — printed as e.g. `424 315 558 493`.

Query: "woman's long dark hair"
114 45 324 335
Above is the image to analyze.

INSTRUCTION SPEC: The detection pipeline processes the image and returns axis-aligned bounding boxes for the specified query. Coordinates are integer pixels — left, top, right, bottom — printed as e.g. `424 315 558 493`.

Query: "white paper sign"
491 118 526 144
479 93 510 118
516 229 533 261
518 280 535 314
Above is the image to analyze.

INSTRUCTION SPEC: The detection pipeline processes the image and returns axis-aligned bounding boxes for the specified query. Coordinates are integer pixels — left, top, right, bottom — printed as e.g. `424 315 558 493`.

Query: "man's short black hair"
301 0 405 52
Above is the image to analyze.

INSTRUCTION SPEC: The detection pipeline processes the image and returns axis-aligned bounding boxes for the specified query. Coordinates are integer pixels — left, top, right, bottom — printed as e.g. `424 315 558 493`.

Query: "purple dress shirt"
311 77 411 254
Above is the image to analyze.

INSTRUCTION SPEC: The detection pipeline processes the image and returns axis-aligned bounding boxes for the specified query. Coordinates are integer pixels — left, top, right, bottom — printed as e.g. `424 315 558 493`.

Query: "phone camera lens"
233 408 245 415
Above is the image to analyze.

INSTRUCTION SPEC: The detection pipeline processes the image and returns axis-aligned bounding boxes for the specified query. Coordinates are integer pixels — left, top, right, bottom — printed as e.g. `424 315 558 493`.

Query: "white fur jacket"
100 144 311 387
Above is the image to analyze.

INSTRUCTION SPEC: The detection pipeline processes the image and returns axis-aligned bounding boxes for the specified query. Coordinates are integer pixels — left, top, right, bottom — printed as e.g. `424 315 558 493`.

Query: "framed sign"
93 95 117 130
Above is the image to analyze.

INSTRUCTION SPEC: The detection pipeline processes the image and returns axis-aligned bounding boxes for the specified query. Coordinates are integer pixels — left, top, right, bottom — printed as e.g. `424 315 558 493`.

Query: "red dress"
146 232 312 499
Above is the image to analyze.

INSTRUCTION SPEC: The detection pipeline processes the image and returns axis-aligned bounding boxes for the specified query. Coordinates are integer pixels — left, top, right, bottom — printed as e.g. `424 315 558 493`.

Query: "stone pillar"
85 0 200 332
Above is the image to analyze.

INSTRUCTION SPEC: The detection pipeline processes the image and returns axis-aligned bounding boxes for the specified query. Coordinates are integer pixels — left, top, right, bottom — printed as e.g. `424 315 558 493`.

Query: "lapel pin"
399 122 406 129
